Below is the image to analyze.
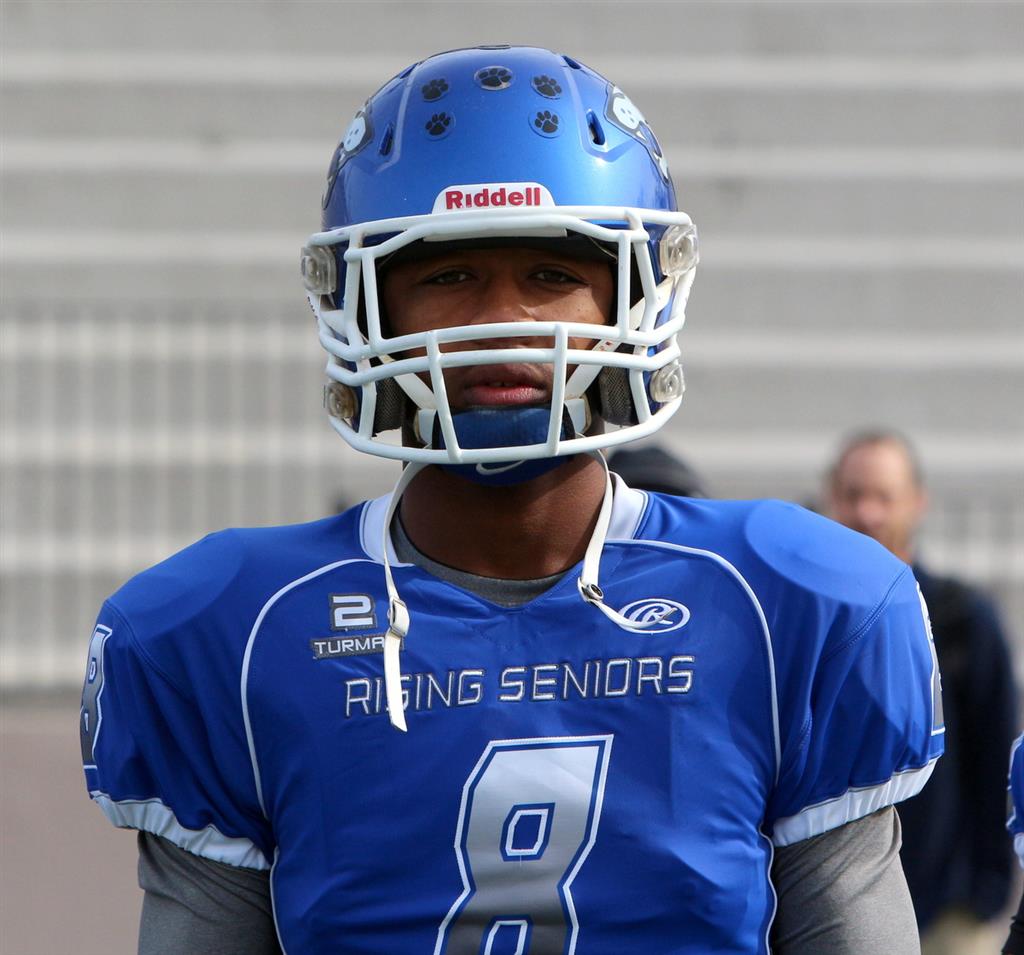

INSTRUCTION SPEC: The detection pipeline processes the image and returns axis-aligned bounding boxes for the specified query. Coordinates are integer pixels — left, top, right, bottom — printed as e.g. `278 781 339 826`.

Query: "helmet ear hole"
594 367 638 426
372 378 409 435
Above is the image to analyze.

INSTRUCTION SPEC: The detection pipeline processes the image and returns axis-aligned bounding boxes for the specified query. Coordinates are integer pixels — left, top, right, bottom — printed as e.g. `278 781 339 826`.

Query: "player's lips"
458 364 549 407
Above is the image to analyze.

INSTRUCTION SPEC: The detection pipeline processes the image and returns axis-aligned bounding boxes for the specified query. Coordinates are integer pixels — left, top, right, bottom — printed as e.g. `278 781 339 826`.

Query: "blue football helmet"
302 46 698 471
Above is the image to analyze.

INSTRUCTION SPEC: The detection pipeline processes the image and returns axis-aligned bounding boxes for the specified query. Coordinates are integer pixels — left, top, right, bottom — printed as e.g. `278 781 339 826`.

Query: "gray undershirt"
391 515 566 606
136 524 920 954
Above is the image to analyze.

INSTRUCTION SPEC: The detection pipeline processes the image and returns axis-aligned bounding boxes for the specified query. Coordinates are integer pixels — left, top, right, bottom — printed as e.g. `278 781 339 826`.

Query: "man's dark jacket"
899 563 1017 929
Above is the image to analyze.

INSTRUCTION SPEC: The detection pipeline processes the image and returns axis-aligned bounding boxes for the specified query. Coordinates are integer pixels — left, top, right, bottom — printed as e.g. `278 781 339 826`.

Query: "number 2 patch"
435 736 613 955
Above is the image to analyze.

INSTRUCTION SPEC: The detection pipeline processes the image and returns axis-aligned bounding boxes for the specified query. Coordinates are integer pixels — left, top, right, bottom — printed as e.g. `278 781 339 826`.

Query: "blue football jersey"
81 481 943 954
1008 734 1024 869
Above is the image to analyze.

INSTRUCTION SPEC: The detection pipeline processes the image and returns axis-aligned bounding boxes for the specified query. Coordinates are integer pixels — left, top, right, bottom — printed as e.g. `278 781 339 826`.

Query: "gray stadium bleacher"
2 0 1022 689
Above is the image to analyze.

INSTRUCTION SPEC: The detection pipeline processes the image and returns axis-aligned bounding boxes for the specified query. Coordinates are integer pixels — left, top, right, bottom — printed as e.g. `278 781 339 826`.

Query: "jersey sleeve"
767 564 944 846
81 579 274 870
1008 735 1024 869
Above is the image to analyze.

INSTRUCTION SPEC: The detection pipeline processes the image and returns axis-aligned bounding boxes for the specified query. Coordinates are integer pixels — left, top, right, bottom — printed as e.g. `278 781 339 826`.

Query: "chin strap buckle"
387 597 409 638
578 579 604 604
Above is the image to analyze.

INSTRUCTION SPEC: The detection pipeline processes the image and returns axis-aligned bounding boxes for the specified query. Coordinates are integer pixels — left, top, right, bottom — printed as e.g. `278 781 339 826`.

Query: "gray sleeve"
770 806 920 955
137 832 281 955
135 810 915 952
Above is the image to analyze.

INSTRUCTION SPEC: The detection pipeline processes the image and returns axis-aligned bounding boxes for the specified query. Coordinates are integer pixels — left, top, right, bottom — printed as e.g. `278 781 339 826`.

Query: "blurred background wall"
1 1 1022 951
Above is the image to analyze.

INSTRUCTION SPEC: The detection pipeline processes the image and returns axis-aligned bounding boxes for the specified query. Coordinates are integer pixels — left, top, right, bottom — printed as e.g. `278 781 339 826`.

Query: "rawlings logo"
618 598 691 633
432 182 554 213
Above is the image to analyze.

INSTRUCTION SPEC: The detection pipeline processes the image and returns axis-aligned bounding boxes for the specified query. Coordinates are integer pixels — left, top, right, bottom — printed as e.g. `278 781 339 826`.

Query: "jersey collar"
358 473 648 564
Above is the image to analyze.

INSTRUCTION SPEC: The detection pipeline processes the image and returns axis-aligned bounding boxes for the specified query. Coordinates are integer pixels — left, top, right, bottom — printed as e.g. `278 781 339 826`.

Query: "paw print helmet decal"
474 65 514 90
305 46 698 469
423 111 453 138
420 77 449 102
532 74 562 98
531 109 561 137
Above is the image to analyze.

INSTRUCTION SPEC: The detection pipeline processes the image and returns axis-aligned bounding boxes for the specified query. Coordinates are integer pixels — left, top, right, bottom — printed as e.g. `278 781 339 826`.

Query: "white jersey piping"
240 557 372 815
90 791 270 870
771 758 939 847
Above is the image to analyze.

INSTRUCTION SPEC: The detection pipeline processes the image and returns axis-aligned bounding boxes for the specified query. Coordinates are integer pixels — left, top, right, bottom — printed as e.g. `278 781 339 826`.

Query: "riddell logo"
432 182 554 213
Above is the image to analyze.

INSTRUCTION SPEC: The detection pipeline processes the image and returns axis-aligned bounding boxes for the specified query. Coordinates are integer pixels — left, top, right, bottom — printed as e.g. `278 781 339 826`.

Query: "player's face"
380 246 613 411
828 441 926 562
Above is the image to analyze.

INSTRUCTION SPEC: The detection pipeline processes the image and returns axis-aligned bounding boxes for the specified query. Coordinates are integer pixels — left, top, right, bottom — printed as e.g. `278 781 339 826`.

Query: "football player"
81 46 942 954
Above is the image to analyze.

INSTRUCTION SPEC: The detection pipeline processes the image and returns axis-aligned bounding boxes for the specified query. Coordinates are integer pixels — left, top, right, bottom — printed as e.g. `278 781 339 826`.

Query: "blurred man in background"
827 428 1017 955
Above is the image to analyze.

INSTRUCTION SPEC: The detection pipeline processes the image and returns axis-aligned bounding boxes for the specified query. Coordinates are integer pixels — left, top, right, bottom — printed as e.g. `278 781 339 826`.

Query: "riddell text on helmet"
432 182 554 213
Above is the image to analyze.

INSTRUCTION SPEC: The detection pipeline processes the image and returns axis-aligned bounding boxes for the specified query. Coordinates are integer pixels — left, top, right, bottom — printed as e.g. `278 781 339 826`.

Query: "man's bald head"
825 429 927 563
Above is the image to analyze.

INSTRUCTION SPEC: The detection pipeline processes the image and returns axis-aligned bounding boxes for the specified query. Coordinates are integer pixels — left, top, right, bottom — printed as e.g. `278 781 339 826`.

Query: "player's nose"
469 269 536 327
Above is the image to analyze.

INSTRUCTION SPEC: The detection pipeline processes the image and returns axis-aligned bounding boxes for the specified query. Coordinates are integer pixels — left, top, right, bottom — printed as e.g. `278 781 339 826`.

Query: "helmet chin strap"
379 451 673 732
574 460 676 632
417 400 590 487
379 461 424 733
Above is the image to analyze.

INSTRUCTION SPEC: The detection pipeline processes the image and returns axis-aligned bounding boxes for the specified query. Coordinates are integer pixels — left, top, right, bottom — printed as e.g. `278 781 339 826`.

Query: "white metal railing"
2 302 1022 687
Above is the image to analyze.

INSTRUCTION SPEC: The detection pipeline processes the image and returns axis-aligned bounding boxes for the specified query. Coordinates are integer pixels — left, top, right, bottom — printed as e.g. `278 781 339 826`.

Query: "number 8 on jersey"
436 736 613 955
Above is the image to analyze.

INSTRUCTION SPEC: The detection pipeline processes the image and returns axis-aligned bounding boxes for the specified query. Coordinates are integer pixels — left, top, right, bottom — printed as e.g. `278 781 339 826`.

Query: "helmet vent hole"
562 55 582 70
586 110 606 145
378 124 394 156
